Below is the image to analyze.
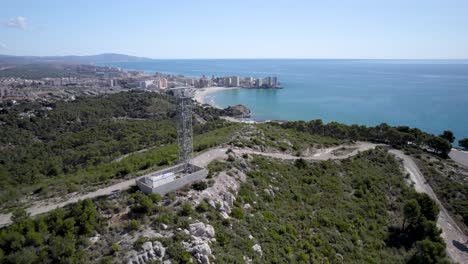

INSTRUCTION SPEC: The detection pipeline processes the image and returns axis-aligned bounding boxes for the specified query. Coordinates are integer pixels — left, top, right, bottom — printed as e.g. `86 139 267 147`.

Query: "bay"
101 59 468 140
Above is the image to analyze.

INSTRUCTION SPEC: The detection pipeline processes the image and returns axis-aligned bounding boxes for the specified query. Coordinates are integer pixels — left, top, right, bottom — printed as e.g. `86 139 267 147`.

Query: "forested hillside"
0 148 449 263
207 148 448 263
0 91 234 209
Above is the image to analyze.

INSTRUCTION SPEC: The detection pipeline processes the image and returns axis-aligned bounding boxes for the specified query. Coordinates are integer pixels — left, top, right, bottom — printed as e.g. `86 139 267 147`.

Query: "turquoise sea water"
102 60 468 141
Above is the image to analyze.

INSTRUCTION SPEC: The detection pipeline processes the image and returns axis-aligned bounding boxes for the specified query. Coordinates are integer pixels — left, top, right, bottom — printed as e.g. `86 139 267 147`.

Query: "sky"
1 0 468 59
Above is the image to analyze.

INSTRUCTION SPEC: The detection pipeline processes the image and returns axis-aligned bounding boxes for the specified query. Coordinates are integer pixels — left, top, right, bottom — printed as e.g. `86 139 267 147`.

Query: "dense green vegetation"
439 130 455 144
426 169 468 229
280 120 452 157
1 92 175 183
0 143 450 263
0 91 239 208
257 123 342 150
204 148 448 263
459 138 468 150
0 199 102 263
229 123 342 154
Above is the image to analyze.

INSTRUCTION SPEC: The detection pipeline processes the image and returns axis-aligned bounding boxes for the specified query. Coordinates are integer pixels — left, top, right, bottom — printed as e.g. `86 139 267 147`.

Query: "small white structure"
144 172 175 188
136 164 208 195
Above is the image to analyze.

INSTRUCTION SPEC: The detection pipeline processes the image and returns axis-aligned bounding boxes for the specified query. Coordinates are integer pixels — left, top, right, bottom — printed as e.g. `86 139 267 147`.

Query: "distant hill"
0 53 154 64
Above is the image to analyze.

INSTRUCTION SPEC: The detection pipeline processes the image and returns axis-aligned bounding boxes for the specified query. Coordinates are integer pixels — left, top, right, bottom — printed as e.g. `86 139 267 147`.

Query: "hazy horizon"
3 53 468 61
1 0 468 59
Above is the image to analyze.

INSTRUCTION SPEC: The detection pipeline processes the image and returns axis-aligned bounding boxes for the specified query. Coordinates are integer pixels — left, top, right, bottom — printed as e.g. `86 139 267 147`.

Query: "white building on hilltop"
144 172 176 188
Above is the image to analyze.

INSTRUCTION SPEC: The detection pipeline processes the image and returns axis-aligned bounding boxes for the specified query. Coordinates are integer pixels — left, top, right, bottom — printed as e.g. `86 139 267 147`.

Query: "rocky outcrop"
189 222 215 239
127 241 166 264
220 191 236 216
183 222 216 264
183 239 212 264
252 244 262 256
188 168 246 219
221 104 251 118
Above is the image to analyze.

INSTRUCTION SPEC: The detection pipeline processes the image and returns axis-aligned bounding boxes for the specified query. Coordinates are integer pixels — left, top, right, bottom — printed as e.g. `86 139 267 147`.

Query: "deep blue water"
101 59 468 141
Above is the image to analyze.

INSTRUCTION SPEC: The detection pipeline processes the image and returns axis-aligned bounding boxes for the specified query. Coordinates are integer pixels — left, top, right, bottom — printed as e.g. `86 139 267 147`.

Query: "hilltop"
0 91 466 263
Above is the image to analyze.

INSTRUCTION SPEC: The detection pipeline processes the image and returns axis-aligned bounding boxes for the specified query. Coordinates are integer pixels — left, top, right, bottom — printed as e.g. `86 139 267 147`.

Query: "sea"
100 59 468 141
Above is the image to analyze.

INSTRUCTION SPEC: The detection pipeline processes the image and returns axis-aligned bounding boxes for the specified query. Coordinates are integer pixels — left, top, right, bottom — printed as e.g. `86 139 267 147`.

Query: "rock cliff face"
222 104 251 118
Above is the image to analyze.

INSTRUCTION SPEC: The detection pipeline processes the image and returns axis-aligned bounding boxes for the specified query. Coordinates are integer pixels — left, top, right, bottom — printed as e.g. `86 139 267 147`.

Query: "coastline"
194 86 260 124
193 86 239 108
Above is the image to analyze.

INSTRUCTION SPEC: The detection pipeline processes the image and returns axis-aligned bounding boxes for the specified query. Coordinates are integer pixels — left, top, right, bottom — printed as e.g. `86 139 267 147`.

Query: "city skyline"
1 0 468 59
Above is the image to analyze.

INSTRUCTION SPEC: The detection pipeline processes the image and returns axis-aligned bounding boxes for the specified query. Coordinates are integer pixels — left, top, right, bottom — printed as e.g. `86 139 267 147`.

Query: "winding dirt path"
0 142 376 227
390 150 467 264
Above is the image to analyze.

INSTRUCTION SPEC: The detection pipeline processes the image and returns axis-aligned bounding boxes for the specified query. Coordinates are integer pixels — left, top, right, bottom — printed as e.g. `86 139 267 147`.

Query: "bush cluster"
0 199 101 263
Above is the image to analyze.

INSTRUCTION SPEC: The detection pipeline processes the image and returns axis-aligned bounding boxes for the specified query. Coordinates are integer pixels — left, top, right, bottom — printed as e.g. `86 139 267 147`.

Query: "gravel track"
390 150 467 263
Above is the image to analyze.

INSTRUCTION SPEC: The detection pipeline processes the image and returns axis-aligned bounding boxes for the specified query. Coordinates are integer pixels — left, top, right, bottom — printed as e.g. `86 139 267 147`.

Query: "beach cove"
193 87 240 107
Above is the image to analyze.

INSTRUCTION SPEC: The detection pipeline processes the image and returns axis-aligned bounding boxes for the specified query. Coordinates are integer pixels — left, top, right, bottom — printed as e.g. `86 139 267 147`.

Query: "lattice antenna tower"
175 88 193 173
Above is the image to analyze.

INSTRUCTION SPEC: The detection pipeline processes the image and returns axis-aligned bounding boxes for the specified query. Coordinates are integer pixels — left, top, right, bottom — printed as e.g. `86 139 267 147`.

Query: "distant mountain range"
0 53 154 64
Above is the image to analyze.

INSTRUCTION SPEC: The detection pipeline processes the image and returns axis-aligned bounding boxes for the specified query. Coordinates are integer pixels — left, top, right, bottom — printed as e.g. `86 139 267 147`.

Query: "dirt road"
449 148 468 168
390 150 467 263
0 142 377 227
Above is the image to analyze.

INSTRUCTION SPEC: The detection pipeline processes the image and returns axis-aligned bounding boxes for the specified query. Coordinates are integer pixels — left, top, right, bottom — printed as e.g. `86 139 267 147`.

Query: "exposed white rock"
188 169 246 219
220 211 230 219
205 225 215 238
189 222 215 238
264 188 275 197
89 233 101 244
194 241 212 256
184 222 216 264
190 222 206 237
199 254 210 264
153 241 166 258
208 199 217 209
127 240 166 264
252 244 262 256
142 241 153 251
224 192 235 207
183 239 212 264
221 202 231 214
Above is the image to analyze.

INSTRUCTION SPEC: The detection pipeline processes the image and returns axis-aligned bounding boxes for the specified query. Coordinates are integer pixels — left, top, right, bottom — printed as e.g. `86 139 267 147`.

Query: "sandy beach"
193 86 239 107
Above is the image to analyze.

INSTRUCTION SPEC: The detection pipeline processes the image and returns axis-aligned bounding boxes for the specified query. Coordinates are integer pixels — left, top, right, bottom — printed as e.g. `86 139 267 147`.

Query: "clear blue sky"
1 0 468 59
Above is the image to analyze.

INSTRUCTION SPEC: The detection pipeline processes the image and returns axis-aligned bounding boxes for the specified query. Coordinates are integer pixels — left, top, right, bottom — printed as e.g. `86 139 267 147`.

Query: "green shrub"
111 244 120 253
230 207 244 219
196 201 210 213
149 193 162 203
179 203 193 216
100 256 114 264
129 219 140 231
192 181 208 191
